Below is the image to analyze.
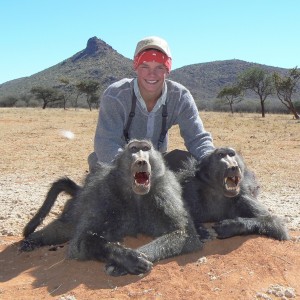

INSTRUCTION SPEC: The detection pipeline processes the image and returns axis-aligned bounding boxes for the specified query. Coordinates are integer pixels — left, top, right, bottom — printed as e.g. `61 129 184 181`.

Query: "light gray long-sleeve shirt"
94 78 214 164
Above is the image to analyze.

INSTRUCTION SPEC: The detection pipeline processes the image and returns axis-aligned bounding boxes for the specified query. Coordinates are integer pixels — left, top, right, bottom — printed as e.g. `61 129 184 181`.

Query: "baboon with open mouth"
165 147 289 241
20 140 204 276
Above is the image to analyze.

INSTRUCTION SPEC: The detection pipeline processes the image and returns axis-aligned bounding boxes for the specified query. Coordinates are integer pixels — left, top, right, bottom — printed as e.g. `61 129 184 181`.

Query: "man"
89 36 214 168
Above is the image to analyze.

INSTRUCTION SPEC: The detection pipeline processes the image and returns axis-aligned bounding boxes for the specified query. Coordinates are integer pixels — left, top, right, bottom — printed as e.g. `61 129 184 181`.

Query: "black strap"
123 91 137 143
157 104 168 150
123 90 168 149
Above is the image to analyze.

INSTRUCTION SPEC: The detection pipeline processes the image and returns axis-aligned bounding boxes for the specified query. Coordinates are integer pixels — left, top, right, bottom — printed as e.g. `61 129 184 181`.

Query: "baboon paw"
105 252 153 276
125 255 153 275
105 263 129 277
19 239 39 252
213 220 236 239
106 259 153 276
197 226 216 241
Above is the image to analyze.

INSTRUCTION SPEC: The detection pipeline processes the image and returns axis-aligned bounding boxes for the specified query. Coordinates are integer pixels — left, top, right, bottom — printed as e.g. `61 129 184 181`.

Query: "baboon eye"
218 153 225 158
229 152 235 157
130 146 138 153
128 142 151 153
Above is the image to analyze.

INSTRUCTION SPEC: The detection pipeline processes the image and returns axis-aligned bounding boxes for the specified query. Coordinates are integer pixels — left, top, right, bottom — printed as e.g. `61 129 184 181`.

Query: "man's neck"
140 91 162 112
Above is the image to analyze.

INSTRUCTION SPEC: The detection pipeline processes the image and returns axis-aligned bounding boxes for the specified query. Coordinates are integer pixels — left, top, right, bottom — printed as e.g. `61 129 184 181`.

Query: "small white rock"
60 130 75 140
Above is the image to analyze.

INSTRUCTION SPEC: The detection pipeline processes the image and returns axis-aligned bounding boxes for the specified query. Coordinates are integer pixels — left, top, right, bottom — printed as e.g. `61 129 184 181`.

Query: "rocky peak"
72 36 114 61
85 36 112 55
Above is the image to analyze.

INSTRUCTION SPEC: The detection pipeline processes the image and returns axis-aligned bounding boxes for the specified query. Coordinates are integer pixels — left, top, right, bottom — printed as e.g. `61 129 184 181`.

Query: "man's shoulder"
166 79 190 93
104 78 134 95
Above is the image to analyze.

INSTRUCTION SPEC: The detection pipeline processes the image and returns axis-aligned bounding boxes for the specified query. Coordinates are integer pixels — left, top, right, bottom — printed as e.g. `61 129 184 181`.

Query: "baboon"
164 147 290 241
21 140 203 276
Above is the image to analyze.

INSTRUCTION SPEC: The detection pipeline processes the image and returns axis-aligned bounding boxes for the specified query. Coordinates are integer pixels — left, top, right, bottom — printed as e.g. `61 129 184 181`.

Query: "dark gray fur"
20 140 203 276
164 148 290 241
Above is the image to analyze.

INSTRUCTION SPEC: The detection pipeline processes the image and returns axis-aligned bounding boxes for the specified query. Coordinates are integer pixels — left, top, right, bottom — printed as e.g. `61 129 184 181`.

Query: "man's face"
136 61 168 96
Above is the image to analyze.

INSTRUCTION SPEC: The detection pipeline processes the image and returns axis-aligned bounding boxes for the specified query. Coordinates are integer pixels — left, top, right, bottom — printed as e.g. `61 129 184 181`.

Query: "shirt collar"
133 78 167 113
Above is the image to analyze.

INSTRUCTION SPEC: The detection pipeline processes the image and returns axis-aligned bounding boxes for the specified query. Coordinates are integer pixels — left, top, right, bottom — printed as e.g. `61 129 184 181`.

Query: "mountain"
0 37 135 103
169 60 291 109
0 37 293 109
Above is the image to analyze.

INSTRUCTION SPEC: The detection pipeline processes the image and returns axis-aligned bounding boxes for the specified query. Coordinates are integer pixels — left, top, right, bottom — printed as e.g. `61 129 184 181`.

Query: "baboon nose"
231 166 238 171
137 160 147 166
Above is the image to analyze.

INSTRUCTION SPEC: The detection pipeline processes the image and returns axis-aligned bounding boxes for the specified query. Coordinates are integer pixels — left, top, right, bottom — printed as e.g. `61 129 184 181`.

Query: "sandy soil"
0 108 299 300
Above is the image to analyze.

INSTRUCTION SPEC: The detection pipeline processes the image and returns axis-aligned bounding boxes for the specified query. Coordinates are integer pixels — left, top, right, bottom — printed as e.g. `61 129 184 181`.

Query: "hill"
0 37 294 109
0 37 135 106
169 60 288 109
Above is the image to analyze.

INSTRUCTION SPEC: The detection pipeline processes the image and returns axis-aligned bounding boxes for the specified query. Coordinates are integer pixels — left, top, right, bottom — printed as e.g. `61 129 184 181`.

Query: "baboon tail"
23 177 80 238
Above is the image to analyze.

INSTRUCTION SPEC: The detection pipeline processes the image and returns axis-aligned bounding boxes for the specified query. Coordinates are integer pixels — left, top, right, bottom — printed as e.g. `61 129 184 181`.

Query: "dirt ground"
0 108 299 300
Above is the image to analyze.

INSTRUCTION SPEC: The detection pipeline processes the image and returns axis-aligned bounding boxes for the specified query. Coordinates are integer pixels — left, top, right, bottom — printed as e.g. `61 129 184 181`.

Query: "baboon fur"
20 140 203 276
164 147 290 241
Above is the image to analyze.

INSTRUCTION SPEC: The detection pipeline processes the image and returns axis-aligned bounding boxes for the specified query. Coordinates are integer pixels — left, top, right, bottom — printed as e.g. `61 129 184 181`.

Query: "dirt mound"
1 234 299 300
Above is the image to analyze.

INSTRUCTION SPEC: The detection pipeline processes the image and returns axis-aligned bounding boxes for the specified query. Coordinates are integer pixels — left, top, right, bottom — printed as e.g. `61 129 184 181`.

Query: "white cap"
134 36 172 58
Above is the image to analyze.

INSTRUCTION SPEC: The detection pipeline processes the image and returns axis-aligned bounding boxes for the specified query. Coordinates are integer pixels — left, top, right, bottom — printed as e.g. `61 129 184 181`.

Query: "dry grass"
0 108 299 300
171 111 300 196
1 108 299 194
199 112 300 194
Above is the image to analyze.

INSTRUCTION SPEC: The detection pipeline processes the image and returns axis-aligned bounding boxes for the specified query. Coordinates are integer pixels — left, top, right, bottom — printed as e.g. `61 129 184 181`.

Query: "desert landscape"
0 108 299 299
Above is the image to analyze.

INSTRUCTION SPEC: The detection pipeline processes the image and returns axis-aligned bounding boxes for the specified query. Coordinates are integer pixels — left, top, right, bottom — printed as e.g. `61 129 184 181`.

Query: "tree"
273 67 300 119
238 67 274 117
30 87 64 109
75 80 100 111
217 85 243 113
89 93 100 109
59 78 72 110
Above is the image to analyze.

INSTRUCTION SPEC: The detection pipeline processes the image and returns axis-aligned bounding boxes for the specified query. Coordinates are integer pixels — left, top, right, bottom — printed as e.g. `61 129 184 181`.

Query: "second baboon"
164 147 289 241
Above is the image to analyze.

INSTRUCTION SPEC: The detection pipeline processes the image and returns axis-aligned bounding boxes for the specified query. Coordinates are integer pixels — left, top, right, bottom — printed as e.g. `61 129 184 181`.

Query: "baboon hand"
105 249 153 276
197 225 217 241
213 218 245 239
19 239 40 252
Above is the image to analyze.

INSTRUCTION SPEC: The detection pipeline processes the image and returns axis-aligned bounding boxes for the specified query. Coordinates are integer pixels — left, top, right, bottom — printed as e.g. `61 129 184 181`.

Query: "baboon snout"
131 156 151 175
137 159 147 166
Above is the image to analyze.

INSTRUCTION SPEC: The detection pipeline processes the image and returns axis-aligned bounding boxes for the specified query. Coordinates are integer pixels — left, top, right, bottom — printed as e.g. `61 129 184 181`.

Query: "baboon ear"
195 156 211 181
195 162 207 179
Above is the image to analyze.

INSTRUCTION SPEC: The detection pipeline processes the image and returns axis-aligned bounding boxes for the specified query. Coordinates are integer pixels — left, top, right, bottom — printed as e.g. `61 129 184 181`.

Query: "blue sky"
1 0 299 84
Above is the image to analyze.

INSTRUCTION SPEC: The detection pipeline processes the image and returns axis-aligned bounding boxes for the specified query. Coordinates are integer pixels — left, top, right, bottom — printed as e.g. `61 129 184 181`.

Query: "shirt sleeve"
177 89 215 160
94 89 127 164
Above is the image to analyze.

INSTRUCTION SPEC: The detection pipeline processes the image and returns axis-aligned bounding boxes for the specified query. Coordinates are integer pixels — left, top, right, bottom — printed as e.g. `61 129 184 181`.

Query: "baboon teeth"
225 185 236 191
224 176 240 190
134 172 150 185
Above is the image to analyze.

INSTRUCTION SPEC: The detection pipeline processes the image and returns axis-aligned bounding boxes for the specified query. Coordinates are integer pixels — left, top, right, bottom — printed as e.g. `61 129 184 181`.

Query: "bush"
15 100 27 107
27 99 41 107
0 96 18 107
